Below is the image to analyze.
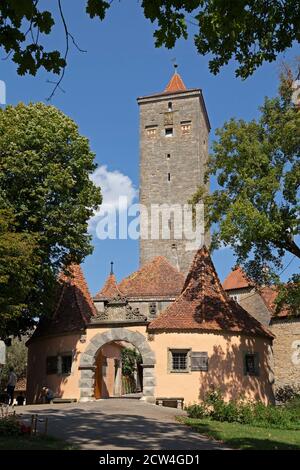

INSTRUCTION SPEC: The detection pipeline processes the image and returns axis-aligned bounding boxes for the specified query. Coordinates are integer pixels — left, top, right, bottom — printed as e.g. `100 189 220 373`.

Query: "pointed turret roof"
118 256 185 298
164 70 187 93
28 264 96 342
223 266 254 290
148 247 273 339
95 273 123 300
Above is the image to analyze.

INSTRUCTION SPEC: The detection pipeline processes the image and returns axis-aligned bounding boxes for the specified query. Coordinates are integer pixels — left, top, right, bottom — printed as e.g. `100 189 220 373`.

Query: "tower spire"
164 65 187 93
110 261 114 275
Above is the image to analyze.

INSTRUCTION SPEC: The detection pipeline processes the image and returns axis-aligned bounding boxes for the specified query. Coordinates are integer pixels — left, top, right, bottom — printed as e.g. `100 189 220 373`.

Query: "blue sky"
1 1 298 294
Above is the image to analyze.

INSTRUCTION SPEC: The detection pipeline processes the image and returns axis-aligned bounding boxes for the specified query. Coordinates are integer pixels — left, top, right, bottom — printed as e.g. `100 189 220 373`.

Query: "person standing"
7 367 17 405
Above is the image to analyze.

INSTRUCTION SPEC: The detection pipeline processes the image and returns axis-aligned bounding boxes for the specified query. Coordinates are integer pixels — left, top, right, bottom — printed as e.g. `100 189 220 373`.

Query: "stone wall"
138 90 210 275
270 318 300 392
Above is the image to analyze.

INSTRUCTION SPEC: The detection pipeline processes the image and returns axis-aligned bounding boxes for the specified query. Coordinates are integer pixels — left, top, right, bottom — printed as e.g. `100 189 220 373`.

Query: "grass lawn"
178 417 300 450
0 435 75 450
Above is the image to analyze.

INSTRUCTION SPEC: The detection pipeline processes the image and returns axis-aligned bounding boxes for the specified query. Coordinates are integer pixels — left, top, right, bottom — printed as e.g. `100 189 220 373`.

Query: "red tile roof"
118 256 185 298
260 286 290 318
148 246 274 339
95 273 123 300
223 268 292 318
223 266 253 290
28 264 96 341
164 72 187 93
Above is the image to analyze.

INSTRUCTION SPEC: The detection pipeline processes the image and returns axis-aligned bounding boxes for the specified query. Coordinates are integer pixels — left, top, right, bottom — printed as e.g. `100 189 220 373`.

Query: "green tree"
0 337 28 391
190 67 300 314
0 103 101 337
0 1 299 85
0 209 39 338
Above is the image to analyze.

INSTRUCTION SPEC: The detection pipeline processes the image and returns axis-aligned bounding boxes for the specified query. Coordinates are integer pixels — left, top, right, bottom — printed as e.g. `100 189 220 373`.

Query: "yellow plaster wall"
27 326 274 405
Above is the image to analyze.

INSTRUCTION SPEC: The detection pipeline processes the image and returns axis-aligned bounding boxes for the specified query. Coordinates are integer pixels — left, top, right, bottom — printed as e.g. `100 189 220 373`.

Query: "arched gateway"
79 328 156 402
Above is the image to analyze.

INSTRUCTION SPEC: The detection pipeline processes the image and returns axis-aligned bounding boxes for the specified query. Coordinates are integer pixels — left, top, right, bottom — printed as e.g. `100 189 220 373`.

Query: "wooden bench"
156 397 184 410
52 398 77 404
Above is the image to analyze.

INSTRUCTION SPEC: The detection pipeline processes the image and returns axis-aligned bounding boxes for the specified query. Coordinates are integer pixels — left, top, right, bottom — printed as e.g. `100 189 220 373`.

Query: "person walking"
7 367 17 405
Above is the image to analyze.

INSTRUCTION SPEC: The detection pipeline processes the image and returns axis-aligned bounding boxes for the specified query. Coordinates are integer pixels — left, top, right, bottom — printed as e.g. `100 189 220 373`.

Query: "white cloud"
89 165 138 230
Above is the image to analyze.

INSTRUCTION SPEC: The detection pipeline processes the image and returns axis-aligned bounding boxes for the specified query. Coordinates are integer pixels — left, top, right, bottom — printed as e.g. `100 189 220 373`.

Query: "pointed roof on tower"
95 273 123 300
164 68 187 93
27 264 96 343
148 246 273 339
118 256 185 298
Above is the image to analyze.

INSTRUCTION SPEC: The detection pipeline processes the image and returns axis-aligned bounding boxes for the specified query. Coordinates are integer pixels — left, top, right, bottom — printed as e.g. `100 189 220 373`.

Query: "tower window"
167 173 171 182
167 153 171 159
168 102 172 111
181 120 191 135
146 126 157 138
165 127 173 137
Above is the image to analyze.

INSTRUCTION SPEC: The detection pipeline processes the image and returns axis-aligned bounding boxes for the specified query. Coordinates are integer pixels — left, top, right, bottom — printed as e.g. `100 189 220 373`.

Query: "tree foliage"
0 209 39 338
190 66 300 314
121 347 142 377
0 103 101 337
0 1 299 83
0 337 28 391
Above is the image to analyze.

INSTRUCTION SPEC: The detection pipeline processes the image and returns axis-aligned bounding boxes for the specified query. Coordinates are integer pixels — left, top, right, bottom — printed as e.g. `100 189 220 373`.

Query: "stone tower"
137 68 210 274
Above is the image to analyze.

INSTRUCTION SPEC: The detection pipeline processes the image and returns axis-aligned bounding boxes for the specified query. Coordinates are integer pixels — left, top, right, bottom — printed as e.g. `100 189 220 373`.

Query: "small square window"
165 128 173 137
181 122 191 134
146 127 157 138
61 355 72 375
230 294 239 303
46 356 58 375
170 350 189 372
244 353 259 376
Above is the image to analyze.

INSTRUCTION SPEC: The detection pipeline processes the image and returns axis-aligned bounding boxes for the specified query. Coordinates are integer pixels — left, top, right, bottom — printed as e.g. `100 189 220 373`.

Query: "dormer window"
229 294 239 303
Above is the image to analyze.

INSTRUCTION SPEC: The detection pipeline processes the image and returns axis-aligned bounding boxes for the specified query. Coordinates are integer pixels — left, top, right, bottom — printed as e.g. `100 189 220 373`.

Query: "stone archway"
79 328 156 402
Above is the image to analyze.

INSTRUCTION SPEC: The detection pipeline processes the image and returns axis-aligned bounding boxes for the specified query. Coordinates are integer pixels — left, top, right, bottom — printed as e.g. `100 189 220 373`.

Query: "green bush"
185 403 209 419
185 390 300 430
0 417 21 436
285 395 300 419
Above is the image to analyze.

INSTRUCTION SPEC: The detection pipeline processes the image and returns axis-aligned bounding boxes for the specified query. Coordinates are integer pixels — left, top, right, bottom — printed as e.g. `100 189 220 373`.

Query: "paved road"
19 399 227 450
